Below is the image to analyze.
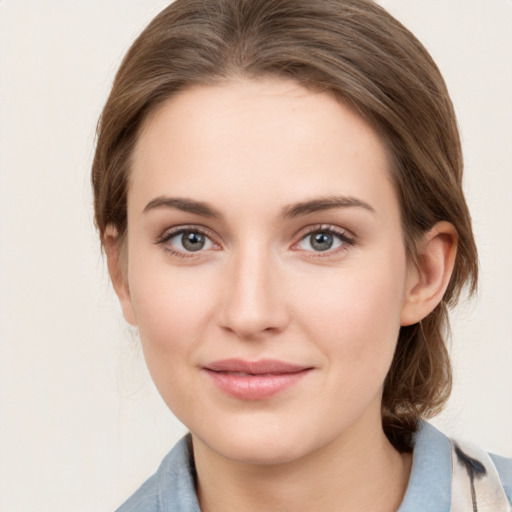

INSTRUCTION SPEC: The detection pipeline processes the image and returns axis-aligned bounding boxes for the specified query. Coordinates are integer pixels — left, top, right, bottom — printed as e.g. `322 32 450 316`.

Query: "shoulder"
451 436 512 510
490 452 512 503
115 434 200 512
115 473 159 512
398 421 512 511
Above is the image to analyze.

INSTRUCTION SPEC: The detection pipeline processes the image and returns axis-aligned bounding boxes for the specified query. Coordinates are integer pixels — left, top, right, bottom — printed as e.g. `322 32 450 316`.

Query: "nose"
216 245 290 339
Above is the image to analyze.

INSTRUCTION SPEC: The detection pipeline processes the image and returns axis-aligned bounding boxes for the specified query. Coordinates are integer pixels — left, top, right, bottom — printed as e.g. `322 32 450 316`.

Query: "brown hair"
92 0 478 450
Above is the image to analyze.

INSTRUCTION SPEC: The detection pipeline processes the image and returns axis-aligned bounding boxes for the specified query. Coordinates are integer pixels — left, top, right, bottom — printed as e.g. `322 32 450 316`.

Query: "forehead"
129 78 397 219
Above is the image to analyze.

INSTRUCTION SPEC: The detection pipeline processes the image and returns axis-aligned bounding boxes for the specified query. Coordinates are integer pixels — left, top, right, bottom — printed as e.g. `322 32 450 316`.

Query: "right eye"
158 228 216 256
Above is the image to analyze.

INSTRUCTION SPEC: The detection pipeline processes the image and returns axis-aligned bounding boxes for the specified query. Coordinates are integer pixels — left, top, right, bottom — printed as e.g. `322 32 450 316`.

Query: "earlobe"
400 221 458 326
104 225 138 326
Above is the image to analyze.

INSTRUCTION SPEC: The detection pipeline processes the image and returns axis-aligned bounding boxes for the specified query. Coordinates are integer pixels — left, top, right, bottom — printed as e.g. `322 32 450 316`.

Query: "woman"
92 0 512 510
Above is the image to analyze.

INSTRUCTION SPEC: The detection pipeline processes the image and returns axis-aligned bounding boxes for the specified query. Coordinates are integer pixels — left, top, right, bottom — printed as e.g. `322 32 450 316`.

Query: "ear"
400 221 458 326
103 225 137 326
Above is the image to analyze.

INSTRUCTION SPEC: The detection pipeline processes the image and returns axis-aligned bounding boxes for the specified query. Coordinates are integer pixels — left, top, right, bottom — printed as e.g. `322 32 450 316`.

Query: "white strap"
450 438 510 512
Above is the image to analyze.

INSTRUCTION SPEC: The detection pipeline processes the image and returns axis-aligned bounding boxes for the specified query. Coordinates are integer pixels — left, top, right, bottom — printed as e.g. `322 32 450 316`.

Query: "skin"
106 78 457 512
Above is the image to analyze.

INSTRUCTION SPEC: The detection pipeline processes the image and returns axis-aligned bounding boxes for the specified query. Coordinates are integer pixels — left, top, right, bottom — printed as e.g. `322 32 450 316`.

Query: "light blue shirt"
115 421 512 511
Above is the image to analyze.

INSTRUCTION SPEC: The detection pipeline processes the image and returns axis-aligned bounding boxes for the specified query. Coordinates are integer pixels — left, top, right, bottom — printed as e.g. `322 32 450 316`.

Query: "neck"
192 419 412 512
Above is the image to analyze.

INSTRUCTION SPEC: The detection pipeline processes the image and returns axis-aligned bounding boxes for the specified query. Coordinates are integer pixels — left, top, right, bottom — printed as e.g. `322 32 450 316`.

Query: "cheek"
128 282 211 416
126 257 218 395
293 255 407 381
130 269 215 345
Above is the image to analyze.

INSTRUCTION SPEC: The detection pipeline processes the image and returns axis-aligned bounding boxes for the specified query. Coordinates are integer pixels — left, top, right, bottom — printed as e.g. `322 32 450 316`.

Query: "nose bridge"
218 239 288 337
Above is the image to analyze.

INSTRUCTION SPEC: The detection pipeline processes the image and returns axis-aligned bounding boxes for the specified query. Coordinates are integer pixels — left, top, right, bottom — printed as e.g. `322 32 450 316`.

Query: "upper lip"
203 359 311 375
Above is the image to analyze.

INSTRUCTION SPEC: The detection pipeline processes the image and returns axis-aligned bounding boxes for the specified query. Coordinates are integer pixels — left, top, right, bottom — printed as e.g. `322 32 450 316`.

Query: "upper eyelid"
156 224 216 243
294 224 355 241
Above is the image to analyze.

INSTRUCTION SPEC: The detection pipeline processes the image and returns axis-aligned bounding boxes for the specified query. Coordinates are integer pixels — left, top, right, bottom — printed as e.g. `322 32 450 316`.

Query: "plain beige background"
0 1 511 511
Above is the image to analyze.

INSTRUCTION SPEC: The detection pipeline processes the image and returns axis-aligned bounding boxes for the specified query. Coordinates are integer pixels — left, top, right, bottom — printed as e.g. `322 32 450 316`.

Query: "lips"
202 359 312 400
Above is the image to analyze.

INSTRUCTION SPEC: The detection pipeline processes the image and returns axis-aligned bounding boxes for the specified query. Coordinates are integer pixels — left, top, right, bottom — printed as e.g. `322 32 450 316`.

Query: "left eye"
297 230 348 252
166 230 215 252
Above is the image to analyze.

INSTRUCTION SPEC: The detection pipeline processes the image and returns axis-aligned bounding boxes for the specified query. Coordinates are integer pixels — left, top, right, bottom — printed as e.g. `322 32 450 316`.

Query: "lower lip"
204 369 311 400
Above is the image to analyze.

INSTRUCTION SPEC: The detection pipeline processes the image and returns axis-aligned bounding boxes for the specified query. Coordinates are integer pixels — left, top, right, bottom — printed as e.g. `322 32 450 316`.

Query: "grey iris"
182 231 205 251
311 232 333 251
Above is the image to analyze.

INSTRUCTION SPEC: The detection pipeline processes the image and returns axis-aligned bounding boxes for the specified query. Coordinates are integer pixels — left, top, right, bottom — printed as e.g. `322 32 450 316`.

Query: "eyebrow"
280 195 375 219
143 194 375 219
143 196 222 218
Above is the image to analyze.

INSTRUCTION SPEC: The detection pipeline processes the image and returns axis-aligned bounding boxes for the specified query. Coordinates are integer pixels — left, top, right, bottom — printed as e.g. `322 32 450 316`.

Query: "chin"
213 440 306 466
192 421 312 466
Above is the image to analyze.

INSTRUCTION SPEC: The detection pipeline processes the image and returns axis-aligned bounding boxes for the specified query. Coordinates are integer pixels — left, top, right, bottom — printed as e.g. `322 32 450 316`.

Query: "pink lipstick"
202 359 312 400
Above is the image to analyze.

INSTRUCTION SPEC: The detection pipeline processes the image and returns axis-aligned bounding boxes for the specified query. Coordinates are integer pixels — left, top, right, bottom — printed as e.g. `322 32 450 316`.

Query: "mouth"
202 359 313 400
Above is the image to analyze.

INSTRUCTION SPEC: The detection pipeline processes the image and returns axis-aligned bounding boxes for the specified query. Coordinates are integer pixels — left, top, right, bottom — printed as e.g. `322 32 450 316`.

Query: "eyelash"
155 224 356 259
292 224 356 257
156 225 218 259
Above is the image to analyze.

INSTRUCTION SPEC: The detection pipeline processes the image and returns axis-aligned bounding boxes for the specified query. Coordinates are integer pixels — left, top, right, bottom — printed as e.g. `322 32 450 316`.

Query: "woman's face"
118 78 416 464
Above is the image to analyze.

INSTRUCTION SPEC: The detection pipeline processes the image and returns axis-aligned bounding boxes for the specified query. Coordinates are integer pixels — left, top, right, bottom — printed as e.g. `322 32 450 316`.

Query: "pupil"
311 232 333 251
182 232 205 251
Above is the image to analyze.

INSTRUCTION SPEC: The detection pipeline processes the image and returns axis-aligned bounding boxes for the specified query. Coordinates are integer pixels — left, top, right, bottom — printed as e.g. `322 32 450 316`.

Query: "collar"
397 421 452 511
